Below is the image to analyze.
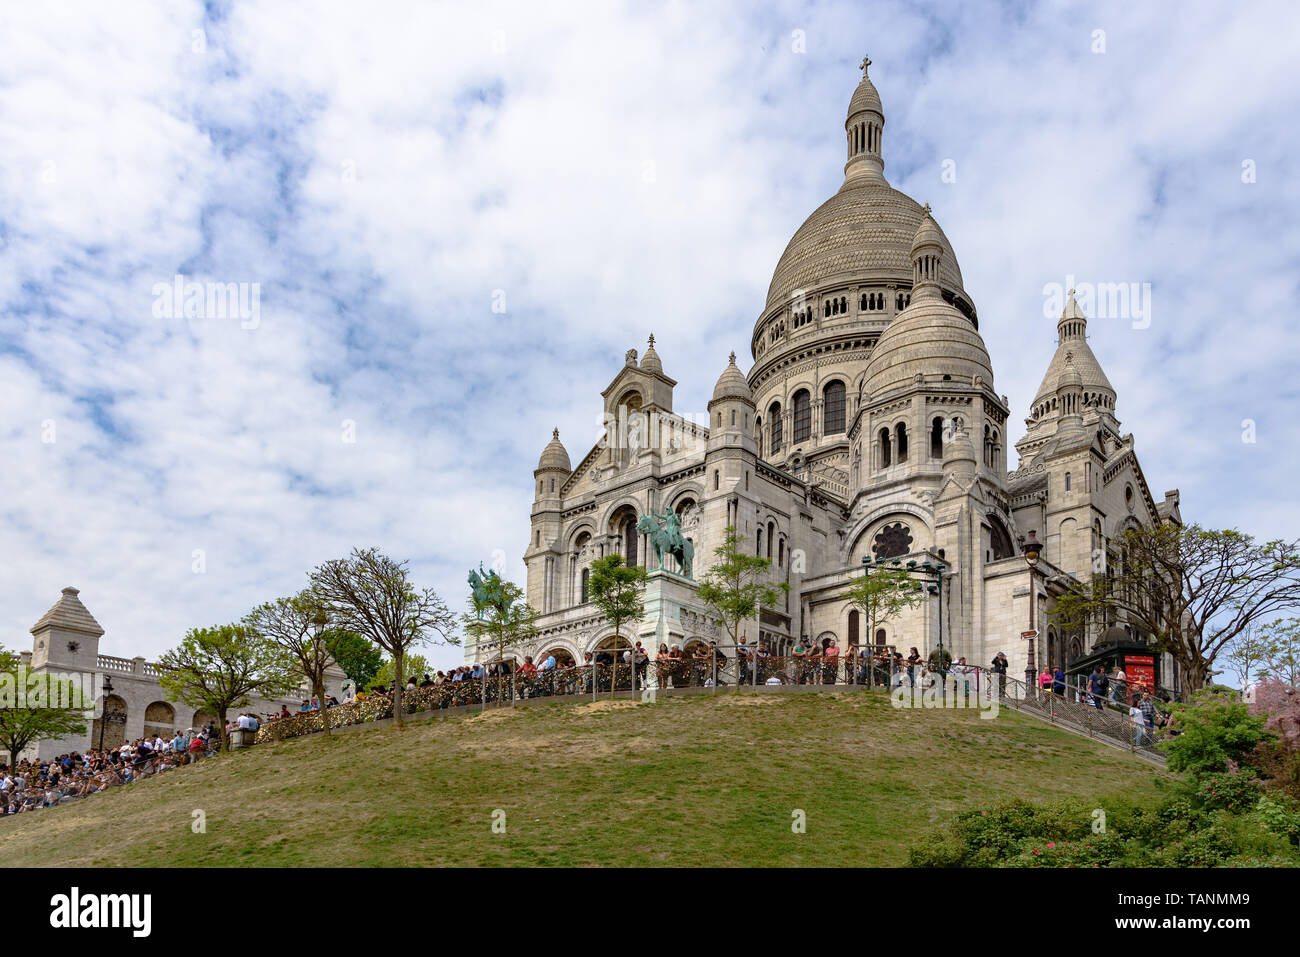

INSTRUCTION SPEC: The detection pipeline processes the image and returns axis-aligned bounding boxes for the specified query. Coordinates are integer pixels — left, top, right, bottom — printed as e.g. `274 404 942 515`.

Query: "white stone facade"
491 62 1181 692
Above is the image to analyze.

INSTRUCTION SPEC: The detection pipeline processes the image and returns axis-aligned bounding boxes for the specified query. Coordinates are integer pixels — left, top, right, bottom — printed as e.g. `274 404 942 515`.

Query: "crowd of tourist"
1 723 223 819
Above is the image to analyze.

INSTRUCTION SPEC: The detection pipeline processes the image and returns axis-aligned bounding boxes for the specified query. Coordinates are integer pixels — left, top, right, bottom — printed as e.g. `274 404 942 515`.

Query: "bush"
1162 690 1271 776
910 789 1300 868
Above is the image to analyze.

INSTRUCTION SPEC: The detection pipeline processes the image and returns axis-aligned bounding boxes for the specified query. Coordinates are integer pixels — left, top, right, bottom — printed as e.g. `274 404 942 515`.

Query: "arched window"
823 380 846 434
989 517 1014 561
792 390 811 444
879 427 892 468
875 628 886 647
713 469 720 490
778 537 784 567
1065 472 1072 491
755 416 763 452
930 417 944 459
767 521 775 559
580 568 590 603
840 296 847 313
623 517 638 567
895 423 909 462
769 402 782 453
848 610 860 648
860 293 868 311
757 527 763 556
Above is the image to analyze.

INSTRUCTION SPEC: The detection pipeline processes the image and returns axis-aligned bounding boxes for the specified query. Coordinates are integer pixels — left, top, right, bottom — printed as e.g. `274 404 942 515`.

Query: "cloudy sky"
2 1 1298 670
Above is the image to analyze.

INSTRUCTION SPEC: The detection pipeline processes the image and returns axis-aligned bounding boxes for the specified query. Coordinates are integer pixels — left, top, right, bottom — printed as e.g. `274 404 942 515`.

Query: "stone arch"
599 497 643 536
192 710 215 730
566 519 599 548
987 513 1015 561
539 645 578 668
842 505 934 566
91 694 129 750
143 701 176 737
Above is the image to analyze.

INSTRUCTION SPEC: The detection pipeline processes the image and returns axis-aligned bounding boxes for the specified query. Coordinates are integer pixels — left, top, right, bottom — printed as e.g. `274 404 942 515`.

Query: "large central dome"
759 58 972 319
765 180 966 312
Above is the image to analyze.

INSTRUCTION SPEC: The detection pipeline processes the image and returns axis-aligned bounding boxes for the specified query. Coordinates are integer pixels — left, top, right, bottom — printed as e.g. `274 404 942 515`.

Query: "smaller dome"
536 428 571 472
710 352 753 405
639 334 663 375
1057 353 1083 390
863 297 994 399
910 204 944 255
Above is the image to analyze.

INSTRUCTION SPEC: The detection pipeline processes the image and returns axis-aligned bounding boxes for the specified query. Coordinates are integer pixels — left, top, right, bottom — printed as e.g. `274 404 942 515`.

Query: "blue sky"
2 1 1298 671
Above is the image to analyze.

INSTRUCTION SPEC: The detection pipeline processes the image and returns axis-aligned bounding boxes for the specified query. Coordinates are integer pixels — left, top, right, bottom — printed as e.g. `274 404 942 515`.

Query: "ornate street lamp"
97 675 127 752
1023 530 1042 694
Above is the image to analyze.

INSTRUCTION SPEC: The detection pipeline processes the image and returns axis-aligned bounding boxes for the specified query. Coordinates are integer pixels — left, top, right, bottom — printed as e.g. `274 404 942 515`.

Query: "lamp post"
97 675 126 752
860 554 947 683
1023 530 1042 694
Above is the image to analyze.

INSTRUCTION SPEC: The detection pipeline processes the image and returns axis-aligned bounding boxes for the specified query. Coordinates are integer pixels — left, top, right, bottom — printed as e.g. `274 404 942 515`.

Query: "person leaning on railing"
822 638 840 685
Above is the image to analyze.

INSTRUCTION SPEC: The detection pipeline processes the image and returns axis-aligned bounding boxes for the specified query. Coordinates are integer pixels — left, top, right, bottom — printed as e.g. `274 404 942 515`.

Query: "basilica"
502 61 1184 690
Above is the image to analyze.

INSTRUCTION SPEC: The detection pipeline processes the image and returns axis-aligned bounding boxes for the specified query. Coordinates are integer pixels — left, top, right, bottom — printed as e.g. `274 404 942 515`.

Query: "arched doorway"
144 701 176 738
595 635 635 691
92 694 128 751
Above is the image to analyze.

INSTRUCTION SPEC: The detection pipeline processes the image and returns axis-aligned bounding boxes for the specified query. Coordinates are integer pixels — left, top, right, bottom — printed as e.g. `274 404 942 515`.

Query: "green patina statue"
637 507 694 578
468 563 502 618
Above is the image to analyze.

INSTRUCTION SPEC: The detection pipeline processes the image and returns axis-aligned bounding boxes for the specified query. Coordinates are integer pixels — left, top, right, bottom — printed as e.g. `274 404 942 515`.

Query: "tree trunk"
392 649 405 727
315 680 331 735
218 708 229 751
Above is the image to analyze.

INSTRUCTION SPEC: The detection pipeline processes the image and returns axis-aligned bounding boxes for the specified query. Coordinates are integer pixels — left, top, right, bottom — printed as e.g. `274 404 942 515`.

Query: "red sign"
1125 654 1155 690
1021 630 1038 639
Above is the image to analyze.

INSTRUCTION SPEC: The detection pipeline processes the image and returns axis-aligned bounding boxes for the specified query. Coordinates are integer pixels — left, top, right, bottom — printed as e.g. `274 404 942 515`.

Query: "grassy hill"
1 690 1167 867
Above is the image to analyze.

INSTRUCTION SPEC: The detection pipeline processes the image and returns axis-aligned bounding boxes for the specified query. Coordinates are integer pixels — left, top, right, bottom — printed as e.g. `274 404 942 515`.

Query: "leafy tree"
0 647 91 767
462 573 538 671
246 590 337 734
843 562 926 651
1162 689 1272 776
310 548 457 727
1053 525 1300 693
586 555 646 681
1258 618 1300 688
324 628 383 692
156 624 300 749
1226 624 1271 695
698 526 789 651
368 654 432 692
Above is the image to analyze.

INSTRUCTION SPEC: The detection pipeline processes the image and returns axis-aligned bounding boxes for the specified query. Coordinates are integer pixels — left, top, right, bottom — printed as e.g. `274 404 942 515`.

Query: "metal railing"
252 651 1169 762
974 666 1167 759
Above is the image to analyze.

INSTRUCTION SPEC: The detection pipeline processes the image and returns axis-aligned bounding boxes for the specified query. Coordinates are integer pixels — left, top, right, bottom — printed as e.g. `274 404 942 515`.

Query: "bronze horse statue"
637 512 694 578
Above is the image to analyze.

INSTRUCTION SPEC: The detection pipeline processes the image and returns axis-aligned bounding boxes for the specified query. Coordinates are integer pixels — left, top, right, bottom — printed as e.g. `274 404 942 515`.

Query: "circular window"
872 522 913 560
1125 484 1135 511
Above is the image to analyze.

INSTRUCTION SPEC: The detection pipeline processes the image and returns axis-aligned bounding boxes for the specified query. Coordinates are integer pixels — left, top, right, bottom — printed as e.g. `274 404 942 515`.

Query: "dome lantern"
909 204 945 302
844 55 886 186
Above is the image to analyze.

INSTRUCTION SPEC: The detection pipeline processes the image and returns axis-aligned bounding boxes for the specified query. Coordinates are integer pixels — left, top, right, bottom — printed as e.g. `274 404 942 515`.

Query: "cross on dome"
859 55 871 76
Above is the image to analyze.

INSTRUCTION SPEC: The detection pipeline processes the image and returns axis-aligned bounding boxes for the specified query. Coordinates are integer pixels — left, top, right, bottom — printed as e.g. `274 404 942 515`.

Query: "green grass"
0 690 1167 867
